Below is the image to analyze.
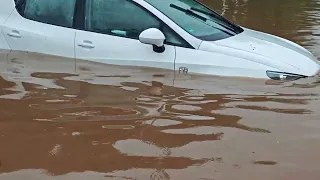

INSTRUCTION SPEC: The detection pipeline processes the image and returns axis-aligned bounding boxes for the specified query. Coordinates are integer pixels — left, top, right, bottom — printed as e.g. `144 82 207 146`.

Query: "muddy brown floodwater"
1 0 320 180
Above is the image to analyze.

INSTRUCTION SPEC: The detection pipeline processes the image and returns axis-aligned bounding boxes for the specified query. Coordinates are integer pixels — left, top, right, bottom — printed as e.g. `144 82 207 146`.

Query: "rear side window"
17 0 76 28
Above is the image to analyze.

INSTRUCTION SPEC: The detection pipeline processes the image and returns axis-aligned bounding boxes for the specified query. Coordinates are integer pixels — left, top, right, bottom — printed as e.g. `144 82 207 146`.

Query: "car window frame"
79 0 194 49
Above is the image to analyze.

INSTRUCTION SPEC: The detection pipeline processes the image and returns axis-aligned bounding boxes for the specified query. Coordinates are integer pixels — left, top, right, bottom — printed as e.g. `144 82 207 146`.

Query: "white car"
1 0 319 80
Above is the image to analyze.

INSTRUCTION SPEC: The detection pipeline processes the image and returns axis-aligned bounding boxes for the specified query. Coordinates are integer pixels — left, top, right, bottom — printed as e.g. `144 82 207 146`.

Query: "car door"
75 0 188 71
2 0 76 58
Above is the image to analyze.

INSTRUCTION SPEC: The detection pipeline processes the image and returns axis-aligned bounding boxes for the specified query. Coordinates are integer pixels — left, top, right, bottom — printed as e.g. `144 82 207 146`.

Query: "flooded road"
1 0 320 180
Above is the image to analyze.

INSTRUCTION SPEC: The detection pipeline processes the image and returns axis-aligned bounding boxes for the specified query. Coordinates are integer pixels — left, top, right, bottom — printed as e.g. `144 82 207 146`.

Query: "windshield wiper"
169 4 236 35
190 7 241 32
170 4 207 22
190 7 222 18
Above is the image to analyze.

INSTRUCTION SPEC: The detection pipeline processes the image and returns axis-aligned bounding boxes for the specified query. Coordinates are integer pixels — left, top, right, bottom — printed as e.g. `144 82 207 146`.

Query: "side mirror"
139 28 165 53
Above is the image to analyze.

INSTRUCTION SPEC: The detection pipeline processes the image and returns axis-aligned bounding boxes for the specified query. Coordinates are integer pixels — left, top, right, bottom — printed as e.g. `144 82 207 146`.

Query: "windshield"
145 0 244 41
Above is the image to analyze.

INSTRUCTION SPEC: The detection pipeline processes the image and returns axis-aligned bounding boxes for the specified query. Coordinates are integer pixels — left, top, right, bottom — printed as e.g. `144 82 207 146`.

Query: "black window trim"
77 0 194 49
73 0 85 30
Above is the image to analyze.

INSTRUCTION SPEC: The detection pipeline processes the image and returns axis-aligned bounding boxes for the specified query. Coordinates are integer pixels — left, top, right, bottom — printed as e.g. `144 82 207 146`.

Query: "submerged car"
1 0 319 80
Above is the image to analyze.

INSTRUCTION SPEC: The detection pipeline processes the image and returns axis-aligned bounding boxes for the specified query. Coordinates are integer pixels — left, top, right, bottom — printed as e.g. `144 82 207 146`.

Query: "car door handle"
7 30 21 38
78 40 95 49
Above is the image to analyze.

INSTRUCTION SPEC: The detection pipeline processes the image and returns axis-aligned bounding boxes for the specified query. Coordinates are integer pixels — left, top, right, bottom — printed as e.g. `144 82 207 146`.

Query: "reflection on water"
1 50 320 180
1 1 320 179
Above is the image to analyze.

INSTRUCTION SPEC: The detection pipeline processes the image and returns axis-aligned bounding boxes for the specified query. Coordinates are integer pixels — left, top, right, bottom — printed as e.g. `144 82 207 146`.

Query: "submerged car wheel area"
0 0 319 81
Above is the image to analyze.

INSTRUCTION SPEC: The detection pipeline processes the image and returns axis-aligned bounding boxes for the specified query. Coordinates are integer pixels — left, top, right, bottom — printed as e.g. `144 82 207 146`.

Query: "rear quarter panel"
0 0 15 51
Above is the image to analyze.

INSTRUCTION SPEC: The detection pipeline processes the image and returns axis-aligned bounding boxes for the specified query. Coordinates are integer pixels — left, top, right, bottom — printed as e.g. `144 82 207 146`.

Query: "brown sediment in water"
1 0 320 179
0 76 16 95
253 161 277 165
1 51 320 180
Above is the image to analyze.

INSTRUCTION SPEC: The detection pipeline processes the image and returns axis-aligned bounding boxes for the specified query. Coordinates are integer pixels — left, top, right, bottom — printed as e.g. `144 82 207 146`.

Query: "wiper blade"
190 7 220 17
190 7 233 24
190 7 241 31
170 4 207 22
169 4 235 36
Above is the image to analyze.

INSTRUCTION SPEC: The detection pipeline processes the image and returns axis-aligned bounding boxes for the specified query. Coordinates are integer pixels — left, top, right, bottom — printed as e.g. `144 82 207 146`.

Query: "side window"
21 0 76 28
85 0 160 39
85 0 192 48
